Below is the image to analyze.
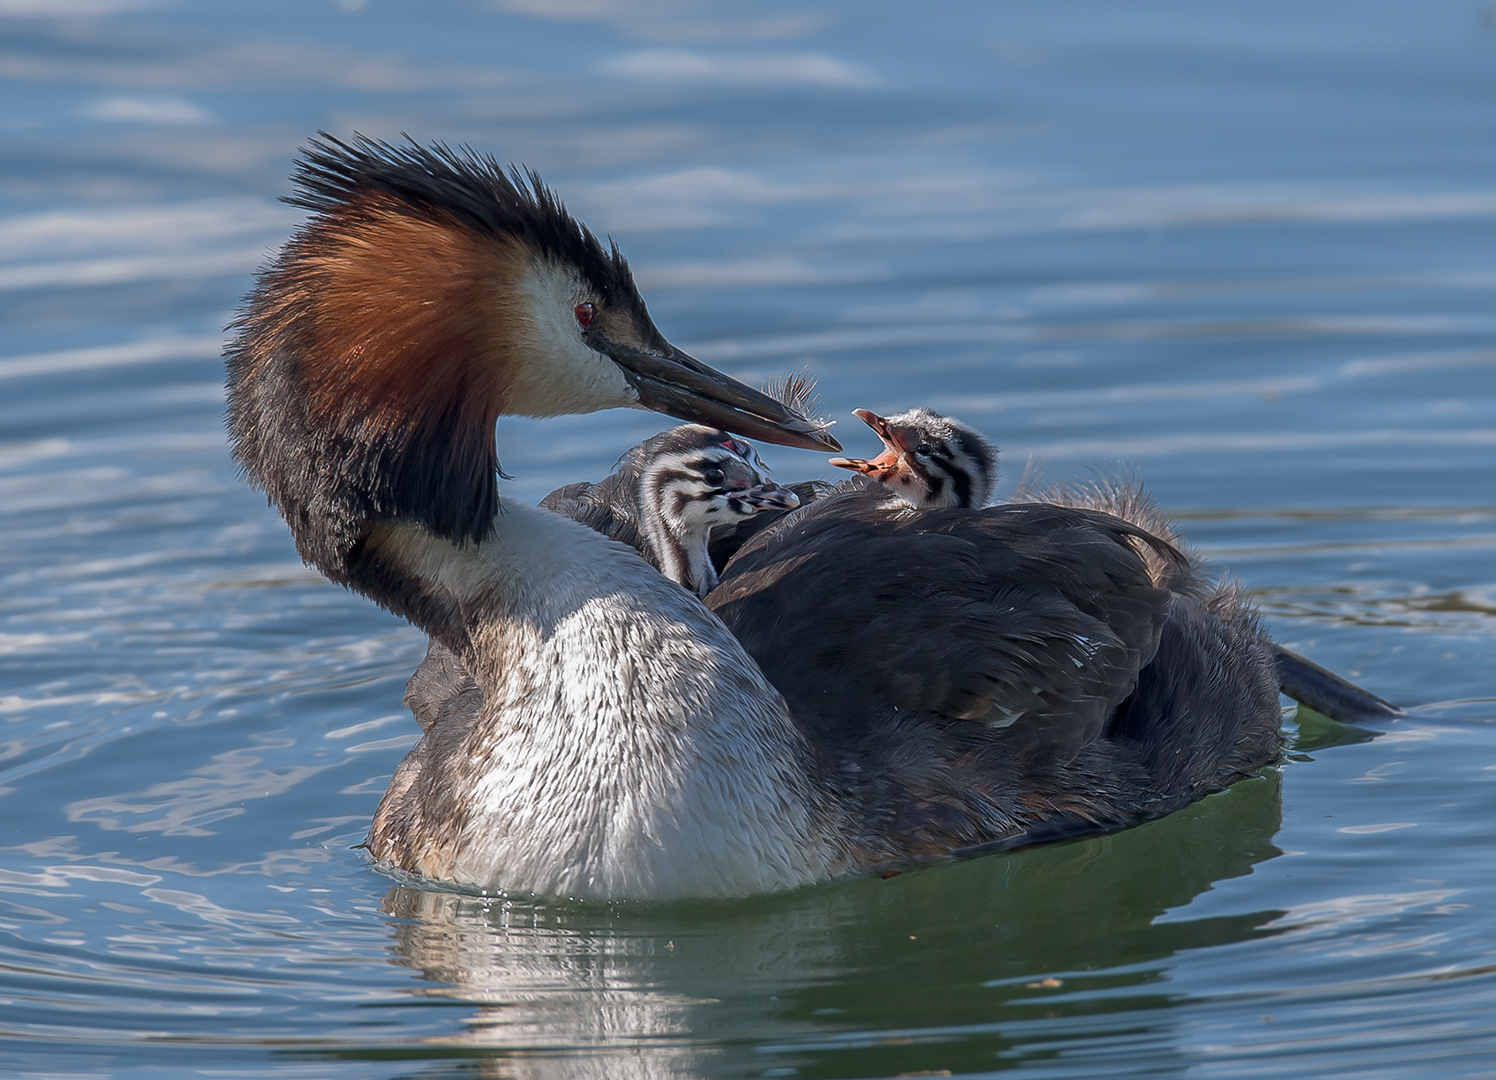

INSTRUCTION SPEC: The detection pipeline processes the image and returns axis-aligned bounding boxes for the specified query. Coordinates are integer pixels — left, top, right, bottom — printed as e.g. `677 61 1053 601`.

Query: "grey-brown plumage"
1026 472 1401 723
832 410 1398 725
703 484 1285 857
716 495 1178 744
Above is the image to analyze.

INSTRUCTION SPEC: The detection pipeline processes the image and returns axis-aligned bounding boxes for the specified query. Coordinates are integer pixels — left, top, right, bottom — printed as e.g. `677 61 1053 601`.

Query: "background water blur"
2 1 1495 1077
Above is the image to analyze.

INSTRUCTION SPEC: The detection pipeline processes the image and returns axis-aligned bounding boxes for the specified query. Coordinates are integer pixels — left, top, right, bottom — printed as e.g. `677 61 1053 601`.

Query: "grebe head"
225 133 836 581
829 407 997 508
636 426 799 596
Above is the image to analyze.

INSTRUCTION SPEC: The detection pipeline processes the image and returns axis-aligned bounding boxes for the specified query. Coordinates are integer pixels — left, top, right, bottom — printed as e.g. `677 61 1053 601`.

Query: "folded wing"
707 490 1180 766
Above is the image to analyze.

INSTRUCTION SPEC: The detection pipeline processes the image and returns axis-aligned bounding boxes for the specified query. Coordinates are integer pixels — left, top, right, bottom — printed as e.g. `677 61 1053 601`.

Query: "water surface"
3 1 1495 1076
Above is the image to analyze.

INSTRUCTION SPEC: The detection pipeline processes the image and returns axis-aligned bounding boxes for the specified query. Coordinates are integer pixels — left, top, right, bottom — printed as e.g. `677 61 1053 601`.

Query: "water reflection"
371 772 1284 1077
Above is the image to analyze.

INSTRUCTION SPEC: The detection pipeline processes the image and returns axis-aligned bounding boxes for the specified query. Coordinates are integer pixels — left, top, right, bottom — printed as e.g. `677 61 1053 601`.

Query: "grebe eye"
702 468 726 487
574 303 596 328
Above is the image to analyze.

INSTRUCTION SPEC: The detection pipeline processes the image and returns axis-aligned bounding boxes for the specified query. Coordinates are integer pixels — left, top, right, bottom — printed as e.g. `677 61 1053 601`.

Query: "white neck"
634 472 721 592
637 503 717 597
369 499 841 899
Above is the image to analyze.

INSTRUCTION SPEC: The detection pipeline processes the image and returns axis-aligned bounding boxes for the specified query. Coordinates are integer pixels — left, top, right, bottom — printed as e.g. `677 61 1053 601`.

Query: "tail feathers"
1274 646 1401 723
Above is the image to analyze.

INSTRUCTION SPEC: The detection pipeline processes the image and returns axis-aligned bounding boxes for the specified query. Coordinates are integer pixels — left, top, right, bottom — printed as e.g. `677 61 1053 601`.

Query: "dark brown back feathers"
707 488 1185 767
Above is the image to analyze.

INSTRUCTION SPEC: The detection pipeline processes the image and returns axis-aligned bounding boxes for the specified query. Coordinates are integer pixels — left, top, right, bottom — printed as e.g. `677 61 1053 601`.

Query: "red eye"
574 303 596 328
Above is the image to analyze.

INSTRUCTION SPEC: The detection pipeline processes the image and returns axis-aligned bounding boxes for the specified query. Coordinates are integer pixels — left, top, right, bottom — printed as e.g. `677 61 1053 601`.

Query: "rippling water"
3 1 1495 1076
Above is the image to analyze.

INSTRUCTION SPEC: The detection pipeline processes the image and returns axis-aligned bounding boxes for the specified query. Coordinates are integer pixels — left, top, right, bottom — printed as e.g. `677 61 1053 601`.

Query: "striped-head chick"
829 408 997 509
637 426 800 596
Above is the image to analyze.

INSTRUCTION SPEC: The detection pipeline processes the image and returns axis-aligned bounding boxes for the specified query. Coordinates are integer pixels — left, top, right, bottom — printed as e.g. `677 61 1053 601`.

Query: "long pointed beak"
828 408 903 475
593 336 841 452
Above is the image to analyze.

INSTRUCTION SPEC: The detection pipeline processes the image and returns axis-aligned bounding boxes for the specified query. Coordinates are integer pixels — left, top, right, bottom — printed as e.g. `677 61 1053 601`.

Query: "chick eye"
916 442 933 456
702 468 726 487
574 303 596 328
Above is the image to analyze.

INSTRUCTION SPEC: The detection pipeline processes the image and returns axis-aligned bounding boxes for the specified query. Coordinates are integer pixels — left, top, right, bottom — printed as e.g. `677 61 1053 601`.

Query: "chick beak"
587 333 841 452
828 408 905 476
744 483 801 512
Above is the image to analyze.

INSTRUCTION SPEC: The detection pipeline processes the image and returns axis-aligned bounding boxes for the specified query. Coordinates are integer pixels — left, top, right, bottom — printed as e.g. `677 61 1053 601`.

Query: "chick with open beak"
829 407 998 509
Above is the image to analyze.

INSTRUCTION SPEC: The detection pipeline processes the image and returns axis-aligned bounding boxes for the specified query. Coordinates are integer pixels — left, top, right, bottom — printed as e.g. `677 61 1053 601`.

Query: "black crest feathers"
287 133 649 325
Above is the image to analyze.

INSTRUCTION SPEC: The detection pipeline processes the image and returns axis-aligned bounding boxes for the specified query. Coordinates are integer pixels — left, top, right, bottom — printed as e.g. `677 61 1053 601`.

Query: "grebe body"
225 135 1386 899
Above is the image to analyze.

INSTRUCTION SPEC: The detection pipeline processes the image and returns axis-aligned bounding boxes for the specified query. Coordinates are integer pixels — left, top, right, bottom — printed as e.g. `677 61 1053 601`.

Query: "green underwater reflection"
364 771 1284 1077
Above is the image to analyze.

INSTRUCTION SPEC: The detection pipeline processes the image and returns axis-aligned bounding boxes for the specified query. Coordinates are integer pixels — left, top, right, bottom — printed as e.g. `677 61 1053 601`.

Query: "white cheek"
680 500 721 531
507 259 639 417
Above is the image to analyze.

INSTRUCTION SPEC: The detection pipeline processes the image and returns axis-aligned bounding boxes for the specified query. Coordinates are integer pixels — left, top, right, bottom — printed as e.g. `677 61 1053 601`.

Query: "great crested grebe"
830 407 997 509
227 134 1392 900
541 424 799 597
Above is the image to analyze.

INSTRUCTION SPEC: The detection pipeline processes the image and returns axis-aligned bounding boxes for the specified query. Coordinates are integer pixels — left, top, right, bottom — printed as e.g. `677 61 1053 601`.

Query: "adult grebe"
226 134 1386 899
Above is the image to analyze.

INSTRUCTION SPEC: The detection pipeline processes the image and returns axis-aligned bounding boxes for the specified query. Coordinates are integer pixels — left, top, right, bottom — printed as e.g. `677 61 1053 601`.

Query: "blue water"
2 1 1495 1076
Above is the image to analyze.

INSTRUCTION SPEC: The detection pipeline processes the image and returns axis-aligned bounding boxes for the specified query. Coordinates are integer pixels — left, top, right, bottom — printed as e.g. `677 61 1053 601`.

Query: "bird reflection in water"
372 769 1285 1078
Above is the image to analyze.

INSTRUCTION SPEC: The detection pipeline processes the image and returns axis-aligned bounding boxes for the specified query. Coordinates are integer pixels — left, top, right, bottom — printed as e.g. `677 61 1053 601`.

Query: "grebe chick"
829 407 996 509
543 425 799 596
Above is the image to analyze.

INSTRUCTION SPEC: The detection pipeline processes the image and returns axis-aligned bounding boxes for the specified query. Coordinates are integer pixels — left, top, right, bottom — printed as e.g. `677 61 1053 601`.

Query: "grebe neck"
636 484 717 597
